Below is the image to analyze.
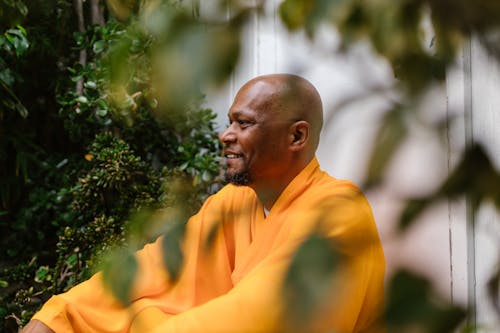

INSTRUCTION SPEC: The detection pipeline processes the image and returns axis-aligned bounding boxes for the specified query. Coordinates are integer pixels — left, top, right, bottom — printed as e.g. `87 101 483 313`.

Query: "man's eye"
238 120 252 126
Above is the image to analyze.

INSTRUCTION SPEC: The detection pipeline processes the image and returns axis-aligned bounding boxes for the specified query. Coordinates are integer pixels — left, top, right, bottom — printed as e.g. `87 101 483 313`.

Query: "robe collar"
266 156 321 217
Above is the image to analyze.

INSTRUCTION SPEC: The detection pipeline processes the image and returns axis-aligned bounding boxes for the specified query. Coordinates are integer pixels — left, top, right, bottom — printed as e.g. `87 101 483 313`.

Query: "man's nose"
219 125 236 143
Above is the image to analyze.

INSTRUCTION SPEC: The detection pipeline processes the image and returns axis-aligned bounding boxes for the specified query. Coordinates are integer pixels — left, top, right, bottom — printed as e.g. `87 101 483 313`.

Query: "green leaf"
487 266 500 316
283 233 340 330
93 40 106 54
101 248 138 306
65 253 78 267
96 108 108 117
6 27 29 56
107 0 139 21
279 0 314 31
398 198 430 231
365 105 407 188
84 81 97 89
399 143 500 230
34 265 51 283
161 219 186 282
385 269 466 333
439 144 500 207
0 68 15 85
76 95 89 104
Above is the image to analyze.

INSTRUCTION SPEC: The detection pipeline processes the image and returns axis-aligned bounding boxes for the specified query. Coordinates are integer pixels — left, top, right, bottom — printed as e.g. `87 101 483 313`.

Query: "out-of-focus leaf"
385 269 466 333
487 265 500 317
0 68 14 85
0 1 28 29
279 0 314 31
101 248 138 306
399 198 431 231
203 220 221 251
151 21 241 115
365 105 407 188
279 0 344 37
105 6 242 125
439 144 500 209
106 0 139 21
428 0 500 38
161 218 186 281
283 233 340 330
398 144 500 230
393 53 447 94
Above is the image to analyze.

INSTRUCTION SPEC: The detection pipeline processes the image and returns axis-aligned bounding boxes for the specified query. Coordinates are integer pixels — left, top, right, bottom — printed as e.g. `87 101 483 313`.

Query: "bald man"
22 74 385 333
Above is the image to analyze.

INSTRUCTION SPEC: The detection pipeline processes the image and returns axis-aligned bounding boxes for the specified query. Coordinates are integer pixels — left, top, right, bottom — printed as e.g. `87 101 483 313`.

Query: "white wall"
202 2 500 330
465 37 500 331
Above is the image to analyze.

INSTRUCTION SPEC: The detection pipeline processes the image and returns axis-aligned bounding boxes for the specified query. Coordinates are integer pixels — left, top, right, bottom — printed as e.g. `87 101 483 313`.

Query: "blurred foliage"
0 0 28 30
0 1 221 331
385 269 466 333
105 0 242 117
400 144 500 230
283 233 340 331
1 0 500 332
285 0 500 332
278 1 500 330
279 0 500 94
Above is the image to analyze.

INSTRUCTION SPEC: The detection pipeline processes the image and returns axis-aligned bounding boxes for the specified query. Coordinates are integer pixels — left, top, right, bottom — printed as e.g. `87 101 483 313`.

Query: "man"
22 74 385 333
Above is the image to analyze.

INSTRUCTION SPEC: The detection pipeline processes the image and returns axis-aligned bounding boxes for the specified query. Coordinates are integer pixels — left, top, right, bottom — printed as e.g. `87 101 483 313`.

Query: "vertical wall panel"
445 46 471 308
470 36 500 332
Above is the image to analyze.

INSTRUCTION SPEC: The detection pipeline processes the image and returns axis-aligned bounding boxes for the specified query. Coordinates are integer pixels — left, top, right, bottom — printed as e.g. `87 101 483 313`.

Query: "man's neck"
254 184 287 211
252 155 313 210
252 170 301 210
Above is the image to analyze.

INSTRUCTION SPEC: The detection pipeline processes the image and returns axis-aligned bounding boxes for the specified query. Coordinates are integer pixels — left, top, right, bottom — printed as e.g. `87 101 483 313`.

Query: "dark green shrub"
0 4 222 331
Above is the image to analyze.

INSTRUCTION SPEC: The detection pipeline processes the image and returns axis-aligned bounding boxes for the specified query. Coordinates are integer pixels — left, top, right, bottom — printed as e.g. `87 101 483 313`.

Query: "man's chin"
225 171 251 186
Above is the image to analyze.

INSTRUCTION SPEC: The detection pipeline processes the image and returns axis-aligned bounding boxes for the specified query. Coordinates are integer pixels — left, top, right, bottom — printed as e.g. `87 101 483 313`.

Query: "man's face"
220 81 292 186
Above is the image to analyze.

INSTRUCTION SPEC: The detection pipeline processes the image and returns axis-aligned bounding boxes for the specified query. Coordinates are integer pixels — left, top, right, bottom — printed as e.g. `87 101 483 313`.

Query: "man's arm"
21 319 54 333
24 236 171 333
23 192 227 333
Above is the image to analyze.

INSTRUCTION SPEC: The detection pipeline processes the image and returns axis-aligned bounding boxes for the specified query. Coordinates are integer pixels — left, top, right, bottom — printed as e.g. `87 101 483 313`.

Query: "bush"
0 5 222 331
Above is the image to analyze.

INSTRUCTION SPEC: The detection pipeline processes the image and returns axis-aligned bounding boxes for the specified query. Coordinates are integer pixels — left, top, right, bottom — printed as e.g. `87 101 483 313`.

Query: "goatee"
225 171 251 186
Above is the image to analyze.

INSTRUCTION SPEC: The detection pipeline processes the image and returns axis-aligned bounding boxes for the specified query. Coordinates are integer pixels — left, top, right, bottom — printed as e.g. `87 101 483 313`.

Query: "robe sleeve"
30 236 170 333
31 192 229 333
129 186 386 333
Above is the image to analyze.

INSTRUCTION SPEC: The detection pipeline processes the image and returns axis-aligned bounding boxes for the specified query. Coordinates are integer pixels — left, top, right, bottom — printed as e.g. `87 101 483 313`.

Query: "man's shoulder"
310 170 365 199
304 172 374 219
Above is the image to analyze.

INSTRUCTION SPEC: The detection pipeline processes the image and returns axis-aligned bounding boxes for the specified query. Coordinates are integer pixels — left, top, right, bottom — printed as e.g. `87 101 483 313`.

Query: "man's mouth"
224 151 243 159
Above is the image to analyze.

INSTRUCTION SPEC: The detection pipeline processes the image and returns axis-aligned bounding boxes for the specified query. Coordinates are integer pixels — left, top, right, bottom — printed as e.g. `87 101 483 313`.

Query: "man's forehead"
229 92 273 116
227 107 264 119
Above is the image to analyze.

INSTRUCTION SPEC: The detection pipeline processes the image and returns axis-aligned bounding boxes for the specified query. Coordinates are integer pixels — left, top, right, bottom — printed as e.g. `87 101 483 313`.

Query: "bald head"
239 74 323 154
220 74 323 206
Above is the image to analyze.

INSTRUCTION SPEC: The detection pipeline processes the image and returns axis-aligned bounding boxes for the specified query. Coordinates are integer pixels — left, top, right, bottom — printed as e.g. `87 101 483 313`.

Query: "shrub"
0 6 222 331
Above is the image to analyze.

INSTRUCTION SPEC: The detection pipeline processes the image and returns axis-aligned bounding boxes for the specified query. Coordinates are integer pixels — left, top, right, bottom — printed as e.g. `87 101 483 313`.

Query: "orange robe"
32 157 385 332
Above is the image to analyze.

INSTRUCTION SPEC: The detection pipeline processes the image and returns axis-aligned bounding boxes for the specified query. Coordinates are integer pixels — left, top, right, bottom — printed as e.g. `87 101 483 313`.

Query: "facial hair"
224 170 251 186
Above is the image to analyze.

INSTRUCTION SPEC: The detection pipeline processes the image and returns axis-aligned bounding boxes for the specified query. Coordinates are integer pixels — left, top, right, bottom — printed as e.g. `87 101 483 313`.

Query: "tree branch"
91 0 105 26
74 0 87 96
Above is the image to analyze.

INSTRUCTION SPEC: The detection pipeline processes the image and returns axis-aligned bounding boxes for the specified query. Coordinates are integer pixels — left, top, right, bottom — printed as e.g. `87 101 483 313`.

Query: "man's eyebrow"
227 110 245 120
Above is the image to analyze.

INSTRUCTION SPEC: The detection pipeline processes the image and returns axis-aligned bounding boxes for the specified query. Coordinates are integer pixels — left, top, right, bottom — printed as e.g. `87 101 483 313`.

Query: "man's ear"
289 121 309 151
